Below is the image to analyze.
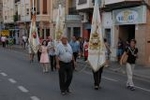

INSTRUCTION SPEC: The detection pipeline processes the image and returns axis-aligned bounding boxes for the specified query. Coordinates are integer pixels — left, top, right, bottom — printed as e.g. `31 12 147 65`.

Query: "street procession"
0 0 150 100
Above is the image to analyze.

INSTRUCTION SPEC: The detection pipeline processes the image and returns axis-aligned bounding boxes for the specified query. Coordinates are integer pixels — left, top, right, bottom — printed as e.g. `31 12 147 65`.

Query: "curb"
77 60 150 81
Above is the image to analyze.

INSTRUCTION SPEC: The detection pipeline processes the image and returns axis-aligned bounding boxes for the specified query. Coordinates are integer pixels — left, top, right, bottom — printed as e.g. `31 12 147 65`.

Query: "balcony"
103 0 145 11
76 0 94 11
66 15 81 22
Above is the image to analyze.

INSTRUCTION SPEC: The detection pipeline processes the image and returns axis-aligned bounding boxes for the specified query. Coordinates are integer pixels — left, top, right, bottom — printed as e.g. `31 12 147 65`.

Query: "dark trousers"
59 61 73 92
93 66 104 86
73 52 78 61
50 55 56 71
37 51 41 62
2 42 6 48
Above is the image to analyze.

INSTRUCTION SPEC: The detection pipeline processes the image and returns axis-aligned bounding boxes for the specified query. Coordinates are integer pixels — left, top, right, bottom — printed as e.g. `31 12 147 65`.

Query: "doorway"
119 25 135 42
105 29 111 46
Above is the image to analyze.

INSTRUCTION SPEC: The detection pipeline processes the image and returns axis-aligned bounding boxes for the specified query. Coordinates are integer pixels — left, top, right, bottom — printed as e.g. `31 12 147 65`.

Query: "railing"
66 15 81 21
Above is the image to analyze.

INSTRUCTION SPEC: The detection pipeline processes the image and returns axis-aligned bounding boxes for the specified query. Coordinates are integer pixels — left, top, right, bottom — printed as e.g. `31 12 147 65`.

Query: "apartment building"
2 0 53 44
3 0 15 27
0 0 3 31
16 0 52 39
76 0 97 39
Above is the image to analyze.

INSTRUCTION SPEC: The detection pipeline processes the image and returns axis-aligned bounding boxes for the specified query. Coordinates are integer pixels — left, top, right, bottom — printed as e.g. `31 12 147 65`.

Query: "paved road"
0 48 150 100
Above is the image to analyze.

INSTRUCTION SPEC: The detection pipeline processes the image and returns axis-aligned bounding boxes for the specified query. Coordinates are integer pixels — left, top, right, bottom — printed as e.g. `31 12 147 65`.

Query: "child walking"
40 40 50 73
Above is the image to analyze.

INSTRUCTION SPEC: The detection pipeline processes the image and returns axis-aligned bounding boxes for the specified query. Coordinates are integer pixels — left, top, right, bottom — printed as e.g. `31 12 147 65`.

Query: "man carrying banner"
88 0 106 90
28 0 40 62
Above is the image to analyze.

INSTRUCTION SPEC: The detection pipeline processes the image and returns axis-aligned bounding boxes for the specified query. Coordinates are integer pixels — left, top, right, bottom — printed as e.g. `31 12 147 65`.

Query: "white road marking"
1 72 8 77
135 86 150 93
8 78 17 84
30 96 40 100
83 71 118 82
103 76 118 82
18 86 29 93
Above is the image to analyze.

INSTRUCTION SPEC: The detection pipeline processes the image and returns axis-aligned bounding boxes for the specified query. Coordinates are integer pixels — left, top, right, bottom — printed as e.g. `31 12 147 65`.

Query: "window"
37 0 40 14
46 29 50 37
78 0 87 5
73 27 81 38
26 8 29 15
43 0 47 14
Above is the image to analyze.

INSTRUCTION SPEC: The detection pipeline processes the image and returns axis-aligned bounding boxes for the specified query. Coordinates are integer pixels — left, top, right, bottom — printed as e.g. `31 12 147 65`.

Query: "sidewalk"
77 58 150 80
1 45 150 80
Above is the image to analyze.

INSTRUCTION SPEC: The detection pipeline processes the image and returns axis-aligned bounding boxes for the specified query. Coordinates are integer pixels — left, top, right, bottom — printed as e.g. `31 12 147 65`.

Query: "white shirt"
47 41 56 56
1 36 6 42
22 36 27 42
56 42 73 63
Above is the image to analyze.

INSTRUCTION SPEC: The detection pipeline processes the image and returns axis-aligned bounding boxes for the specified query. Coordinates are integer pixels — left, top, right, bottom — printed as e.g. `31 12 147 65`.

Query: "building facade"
3 0 53 44
16 0 52 39
0 0 3 31
103 0 150 66
76 0 150 66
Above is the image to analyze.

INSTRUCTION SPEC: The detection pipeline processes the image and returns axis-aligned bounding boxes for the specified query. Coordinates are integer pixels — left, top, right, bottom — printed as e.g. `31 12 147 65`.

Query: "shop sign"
113 6 146 25
0 30 10 36
116 10 138 23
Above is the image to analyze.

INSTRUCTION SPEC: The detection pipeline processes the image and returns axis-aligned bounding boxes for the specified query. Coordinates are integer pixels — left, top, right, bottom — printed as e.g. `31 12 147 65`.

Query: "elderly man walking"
56 36 75 95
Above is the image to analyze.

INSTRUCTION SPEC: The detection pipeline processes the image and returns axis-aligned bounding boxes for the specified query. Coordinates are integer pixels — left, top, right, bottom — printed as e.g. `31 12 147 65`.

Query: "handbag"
122 54 128 64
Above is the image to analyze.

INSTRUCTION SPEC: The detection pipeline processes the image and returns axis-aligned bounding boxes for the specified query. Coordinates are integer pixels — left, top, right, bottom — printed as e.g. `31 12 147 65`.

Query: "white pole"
32 0 35 14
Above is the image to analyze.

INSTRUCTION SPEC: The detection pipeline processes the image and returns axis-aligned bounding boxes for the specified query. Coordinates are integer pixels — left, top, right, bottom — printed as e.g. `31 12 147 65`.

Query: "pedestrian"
1 35 7 48
48 38 56 71
69 36 80 62
37 37 43 62
8 36 14 49
117 37 124 62
92 39 108 90
28 40 35 63
22 35 27 49
83 39 89 61
56 36 75 95
40 40 50 73
93 66 104 90
104 38 111 67
120 39 138 91
78 37 84 58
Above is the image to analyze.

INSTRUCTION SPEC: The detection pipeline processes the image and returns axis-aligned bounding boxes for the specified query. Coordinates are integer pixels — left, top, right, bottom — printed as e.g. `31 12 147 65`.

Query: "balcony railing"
78 0 87 5
103 0 145 11
66 15 81 21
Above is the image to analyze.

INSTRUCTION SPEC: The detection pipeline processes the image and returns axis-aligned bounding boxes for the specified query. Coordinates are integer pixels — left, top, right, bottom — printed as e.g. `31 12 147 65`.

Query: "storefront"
112 5 150 66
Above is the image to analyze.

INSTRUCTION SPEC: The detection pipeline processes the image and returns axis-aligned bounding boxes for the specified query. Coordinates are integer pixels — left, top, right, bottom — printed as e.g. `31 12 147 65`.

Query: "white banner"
28 15 40 54
88 0 106 72
55 5 65 42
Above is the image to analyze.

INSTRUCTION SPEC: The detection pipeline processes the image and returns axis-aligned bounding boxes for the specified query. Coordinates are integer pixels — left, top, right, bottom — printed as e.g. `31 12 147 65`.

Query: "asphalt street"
0 47 150 100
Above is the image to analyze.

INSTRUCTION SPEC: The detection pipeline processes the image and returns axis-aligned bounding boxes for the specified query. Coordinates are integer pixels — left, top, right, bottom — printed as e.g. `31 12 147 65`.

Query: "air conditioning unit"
79 13 88 23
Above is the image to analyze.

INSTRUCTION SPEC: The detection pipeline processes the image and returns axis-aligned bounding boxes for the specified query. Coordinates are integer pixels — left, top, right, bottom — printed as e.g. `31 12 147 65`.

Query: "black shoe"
66 89 72 93
94 86 99 90
130 87 135 91
126 85 131 89
61 92 66 96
